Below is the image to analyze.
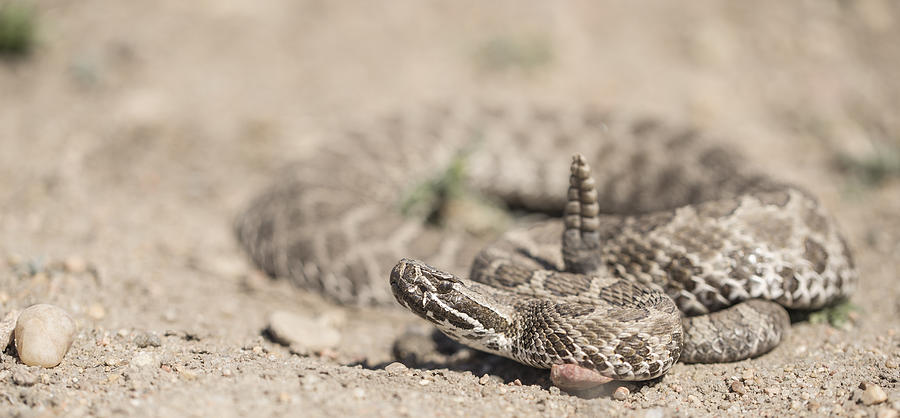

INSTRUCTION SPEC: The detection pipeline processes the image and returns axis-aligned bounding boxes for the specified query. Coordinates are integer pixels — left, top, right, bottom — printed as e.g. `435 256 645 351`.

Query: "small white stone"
384 362 408 374
130 351 159 369
14 304 77 368
266 310 340 352
741 368 755 381
613 386 630 401
862 383 888 405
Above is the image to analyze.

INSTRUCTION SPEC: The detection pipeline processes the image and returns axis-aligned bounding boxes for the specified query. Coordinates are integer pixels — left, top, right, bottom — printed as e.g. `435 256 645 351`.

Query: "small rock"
63 256 88 274
384 362 408 374
133 332 161 348
130 351 159 369
861 383 888 405
886 359 898 369
0 309 20 349
86 304 106 320
14 304 77 368
12 368 37 386
266 310 340 352
550 363 613 391
479 374 491 385
613 386 630 401
179 368 198 380
222 368 233 377
731 380 746 395
742 368 755 381
418 379 431 386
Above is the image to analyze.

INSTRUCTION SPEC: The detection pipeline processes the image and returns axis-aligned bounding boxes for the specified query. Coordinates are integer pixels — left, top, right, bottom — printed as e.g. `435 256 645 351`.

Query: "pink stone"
550 363 613 391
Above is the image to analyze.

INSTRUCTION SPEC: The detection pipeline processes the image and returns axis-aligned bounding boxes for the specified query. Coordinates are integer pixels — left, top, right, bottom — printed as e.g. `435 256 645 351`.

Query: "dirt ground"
2 1 900 417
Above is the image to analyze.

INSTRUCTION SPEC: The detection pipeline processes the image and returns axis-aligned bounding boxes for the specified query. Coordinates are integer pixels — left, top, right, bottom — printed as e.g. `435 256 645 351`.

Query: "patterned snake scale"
235 103 857 381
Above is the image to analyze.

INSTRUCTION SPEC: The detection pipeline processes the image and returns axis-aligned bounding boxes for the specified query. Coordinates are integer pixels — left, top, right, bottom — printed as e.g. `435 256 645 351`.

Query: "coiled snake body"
235 104 856 383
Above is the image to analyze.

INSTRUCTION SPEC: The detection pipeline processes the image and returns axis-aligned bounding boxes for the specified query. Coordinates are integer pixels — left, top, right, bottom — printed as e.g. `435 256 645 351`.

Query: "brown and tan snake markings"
235 103 856 383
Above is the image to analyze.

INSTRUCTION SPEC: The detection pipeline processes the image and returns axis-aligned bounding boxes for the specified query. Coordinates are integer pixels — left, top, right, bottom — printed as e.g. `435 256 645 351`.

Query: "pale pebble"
130 351 159 369
550 363 613 391
266 310 340 352
384 362 408 374
862 383 888 405
741 368 755 380
613 386 630 401
14 304 76 368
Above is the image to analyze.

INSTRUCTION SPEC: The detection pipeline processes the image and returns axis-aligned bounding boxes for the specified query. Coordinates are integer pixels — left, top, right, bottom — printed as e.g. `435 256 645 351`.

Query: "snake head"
389 258 513 345
390 259 462 313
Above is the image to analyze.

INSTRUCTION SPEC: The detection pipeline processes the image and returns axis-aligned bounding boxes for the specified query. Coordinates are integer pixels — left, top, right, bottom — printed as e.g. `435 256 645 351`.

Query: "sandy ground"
1 1 900 416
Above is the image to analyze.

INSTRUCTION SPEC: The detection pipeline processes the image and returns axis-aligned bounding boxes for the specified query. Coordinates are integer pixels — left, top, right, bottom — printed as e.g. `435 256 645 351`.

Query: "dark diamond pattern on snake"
235 104 856 383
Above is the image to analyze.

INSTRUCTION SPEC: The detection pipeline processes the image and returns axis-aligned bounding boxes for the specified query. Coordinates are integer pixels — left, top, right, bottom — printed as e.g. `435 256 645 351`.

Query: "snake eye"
436 280 454 293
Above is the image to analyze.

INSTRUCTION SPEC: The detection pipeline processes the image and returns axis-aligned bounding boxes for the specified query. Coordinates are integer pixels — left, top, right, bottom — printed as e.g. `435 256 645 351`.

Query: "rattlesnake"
235 103 857 382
